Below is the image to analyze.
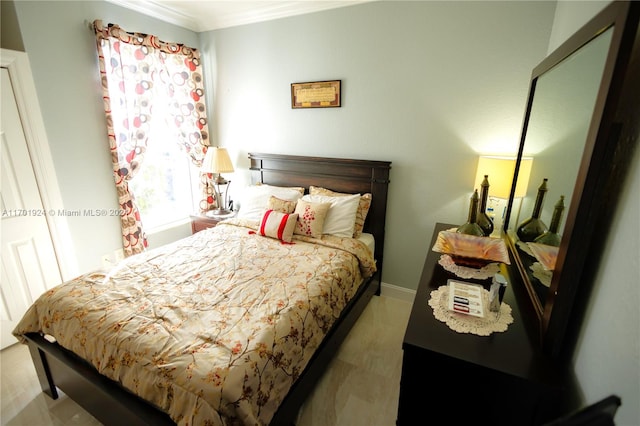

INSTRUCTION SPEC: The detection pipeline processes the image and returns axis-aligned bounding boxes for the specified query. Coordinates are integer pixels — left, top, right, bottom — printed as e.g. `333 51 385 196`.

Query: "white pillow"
301 193 360 237
237 184 304 221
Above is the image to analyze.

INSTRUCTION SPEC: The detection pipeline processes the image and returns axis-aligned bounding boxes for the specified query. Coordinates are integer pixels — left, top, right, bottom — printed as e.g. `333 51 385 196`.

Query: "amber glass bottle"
476 175 494 237
517 178 549 242
534 195 565 246
457 190 484 236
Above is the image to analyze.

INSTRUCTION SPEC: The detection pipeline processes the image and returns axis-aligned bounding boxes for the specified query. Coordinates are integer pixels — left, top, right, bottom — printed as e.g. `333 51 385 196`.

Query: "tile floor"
1 295 412 426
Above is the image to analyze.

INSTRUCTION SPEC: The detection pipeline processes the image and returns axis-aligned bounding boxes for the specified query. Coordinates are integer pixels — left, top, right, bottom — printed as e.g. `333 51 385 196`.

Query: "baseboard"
380 282 416 303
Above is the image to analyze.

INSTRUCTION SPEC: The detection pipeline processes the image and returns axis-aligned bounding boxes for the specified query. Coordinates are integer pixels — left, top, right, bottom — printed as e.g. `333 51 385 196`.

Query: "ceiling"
107 0 372 32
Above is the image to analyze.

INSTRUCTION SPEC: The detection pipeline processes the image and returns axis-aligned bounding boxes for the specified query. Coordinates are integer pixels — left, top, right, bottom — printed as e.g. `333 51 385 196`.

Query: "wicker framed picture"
291 80 341 109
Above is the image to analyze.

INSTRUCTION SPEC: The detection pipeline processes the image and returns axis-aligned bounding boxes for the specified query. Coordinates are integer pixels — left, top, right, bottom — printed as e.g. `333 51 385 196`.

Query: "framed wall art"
291 80 341 109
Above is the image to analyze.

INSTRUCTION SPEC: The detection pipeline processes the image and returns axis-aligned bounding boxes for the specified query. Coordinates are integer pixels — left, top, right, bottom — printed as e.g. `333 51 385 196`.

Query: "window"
94 20 210 254
126 97 200 230
127 126 200 230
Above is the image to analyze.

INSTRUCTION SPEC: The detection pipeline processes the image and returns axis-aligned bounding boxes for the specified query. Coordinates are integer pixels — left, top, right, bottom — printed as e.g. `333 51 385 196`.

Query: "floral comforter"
13 219 376 425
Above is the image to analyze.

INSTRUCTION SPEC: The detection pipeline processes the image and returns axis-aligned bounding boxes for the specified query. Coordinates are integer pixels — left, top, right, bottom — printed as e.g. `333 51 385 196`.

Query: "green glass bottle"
517 178 549 242
534 195 565 246
476 175 494 237
457 189 484 236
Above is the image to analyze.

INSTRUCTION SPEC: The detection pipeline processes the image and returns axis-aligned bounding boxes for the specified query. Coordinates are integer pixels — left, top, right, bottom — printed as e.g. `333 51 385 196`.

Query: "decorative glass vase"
534 195 565 246
517 178 549 242
457 189 485 236
476 175 494 237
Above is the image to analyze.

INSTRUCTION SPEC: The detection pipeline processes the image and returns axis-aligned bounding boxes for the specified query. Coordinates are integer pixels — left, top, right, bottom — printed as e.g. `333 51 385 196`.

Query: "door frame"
1 49 78 280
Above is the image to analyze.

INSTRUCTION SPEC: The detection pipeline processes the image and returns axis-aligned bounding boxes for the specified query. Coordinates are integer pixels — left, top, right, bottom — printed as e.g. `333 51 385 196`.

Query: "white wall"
201 0 556 290
548 2 640 424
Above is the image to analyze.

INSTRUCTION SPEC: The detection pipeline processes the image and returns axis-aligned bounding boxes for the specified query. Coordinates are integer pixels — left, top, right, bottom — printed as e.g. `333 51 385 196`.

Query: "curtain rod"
84 19 112 32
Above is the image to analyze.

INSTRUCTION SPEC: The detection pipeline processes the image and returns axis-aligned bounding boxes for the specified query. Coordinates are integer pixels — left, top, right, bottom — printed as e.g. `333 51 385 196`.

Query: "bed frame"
22 152 391 426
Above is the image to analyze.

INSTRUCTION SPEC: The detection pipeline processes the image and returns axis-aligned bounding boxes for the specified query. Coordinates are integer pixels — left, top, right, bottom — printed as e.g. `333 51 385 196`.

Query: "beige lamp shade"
201 147 234 174
474 156 533 199
201 147 234 216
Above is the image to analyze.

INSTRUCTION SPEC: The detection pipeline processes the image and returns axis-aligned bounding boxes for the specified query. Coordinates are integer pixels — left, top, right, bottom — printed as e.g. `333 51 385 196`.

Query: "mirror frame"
504 1 639 360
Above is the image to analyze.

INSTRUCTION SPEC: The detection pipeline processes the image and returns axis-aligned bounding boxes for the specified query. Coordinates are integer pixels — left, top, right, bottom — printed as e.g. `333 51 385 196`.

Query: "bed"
13 152 391 426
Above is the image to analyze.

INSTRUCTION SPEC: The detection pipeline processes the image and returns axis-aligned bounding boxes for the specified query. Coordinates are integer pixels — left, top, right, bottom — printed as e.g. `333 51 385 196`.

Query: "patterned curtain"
93 20 214 257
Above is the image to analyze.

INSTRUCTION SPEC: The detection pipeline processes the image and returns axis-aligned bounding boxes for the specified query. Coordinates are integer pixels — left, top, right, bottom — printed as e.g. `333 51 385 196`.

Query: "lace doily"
428 285 513 336
517 240 534 257
438 254 501 280
530 262 552 287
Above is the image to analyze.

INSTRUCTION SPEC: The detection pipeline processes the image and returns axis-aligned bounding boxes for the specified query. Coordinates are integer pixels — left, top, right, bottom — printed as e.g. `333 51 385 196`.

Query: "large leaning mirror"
504 1 639 360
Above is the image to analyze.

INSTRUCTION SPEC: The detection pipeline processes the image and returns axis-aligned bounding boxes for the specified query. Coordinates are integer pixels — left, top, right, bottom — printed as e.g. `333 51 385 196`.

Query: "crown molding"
106 1 371 32
106 0 201 31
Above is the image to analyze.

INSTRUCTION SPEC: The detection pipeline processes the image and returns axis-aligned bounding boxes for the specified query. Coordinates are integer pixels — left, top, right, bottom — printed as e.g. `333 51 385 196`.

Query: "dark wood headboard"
248 152 391 280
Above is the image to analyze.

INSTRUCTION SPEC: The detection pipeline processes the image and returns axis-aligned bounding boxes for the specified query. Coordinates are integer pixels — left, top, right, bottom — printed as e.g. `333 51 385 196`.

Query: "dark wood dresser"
397 223 570 425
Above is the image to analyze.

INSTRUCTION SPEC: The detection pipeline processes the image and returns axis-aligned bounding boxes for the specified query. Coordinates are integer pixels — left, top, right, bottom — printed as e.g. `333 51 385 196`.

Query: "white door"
1 68 62 349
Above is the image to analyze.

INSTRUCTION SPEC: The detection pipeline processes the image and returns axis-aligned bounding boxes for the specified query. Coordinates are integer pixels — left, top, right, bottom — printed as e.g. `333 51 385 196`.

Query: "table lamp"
201 147 234 216
474 156 533 235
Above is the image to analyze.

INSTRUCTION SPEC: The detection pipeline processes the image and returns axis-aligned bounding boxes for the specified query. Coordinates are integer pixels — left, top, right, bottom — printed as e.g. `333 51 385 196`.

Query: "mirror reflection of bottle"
458 189 485 236
476 175 494 237
534 195 565 246
517 178 549 242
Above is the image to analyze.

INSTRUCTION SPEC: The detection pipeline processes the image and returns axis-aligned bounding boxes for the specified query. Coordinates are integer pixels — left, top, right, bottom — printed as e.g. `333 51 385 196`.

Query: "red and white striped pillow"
258 210 299 243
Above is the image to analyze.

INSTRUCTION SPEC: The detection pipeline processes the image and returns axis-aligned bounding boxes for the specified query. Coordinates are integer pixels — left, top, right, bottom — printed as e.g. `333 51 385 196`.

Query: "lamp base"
205 209 235 219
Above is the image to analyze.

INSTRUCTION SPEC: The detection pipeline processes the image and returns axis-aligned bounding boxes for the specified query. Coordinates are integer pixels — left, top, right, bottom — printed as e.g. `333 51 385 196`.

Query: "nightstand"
190 213 234 234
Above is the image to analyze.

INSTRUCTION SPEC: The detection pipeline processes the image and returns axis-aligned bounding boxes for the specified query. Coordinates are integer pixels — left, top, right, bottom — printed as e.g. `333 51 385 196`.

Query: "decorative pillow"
268 195 297 214
293 200 331 238
258 210 298 243
255 182 305 195
301 193 360 238
309 186 372 238
237 184 304 221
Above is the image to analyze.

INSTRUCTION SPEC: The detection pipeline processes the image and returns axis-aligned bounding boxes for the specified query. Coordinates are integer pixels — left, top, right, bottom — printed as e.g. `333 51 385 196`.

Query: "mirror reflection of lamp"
201 147 235 217
474 156 532 237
